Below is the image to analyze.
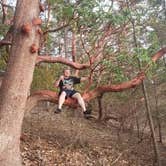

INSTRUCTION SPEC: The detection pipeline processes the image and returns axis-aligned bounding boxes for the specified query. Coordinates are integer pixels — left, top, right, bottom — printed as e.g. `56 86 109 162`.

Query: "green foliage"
0 0 164 96
75 2 101 29
102 59 113 69
62 6 74 19
48 0 62 6
135 48 151 63
45 34 53 51
147 31 160 54
0 56 7 71
0 47 9 71
151 23 166 46
113 66 128 83
101 59 128 83
109 12 129 26
0 24 10 37
148 0 163 6
31 63 63 91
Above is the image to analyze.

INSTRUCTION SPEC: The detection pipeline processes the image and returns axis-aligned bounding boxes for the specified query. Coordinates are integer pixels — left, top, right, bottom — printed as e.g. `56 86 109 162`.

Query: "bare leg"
58 91 66 109
72 92 86 112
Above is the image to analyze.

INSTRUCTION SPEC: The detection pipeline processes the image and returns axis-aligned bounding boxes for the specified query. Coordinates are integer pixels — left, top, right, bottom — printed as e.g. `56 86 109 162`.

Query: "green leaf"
63 6 73 18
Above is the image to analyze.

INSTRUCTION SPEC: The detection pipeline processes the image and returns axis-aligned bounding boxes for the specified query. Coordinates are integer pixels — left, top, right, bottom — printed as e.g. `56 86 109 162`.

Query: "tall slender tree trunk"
153 80 162 143
72 30 80 76
64 28 68 59
1 0 7 24
0 0 40 166
141 82 161 166
128 2 161 164
72 31 76 62
97 94 103 120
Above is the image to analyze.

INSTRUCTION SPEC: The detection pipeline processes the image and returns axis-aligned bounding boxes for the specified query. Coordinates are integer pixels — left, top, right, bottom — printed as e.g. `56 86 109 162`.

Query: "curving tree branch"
36 55 91 70
43 23 69 34
26 90 78 112
28 47 166 109
0 40 11 47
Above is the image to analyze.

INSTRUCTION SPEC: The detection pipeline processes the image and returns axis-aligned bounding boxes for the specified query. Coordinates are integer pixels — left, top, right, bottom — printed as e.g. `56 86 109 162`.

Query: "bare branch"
0 26 13 48
43 23 69 34
29 47 166 109
36 55 90 70
0 40 11 46
87 47 166 98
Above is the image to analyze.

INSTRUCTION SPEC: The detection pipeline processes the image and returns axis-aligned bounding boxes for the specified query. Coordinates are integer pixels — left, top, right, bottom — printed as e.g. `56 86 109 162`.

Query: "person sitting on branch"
54 69 91 117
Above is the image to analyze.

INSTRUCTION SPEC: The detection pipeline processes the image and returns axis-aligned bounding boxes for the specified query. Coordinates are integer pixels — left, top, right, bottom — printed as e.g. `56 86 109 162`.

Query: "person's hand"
60 75 64 80
54 75 64 88
54 81 59 88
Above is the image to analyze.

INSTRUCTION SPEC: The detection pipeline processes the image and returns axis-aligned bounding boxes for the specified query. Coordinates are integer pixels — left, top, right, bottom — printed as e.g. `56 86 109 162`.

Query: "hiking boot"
83 109 91 115
54 108 62 114
83 109 92 119
83 110 91 119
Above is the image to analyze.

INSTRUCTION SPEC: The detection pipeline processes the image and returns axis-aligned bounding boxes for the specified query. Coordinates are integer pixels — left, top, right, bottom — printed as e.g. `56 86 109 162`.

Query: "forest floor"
20 103 166 166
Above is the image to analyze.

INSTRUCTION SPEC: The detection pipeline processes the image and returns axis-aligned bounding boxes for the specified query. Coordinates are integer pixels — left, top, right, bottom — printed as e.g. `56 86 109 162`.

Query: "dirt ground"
20 102 166 166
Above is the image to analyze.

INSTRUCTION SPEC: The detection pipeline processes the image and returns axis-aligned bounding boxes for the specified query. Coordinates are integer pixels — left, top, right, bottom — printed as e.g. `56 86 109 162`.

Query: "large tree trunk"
0 0 40 165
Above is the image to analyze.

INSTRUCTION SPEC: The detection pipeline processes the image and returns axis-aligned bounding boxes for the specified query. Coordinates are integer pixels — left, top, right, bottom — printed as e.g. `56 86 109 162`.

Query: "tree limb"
28 47 166 109
26 90 78 112
36 55 90 70
43 23 69 34
0 26 13 48
0 40 11 47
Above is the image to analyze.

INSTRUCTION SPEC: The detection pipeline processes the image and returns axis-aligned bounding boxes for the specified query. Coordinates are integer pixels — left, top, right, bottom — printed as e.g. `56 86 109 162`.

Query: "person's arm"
72 76 89 84
80 76 89 82
53 75 64 88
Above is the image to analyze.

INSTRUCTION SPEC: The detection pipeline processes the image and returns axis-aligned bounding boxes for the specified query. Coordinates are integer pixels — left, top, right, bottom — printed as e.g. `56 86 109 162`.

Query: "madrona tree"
0 0 165 166
0 0 41 165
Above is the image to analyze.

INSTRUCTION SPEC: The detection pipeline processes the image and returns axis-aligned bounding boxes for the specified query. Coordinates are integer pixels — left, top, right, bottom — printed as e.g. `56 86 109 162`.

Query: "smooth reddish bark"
27 90 78 110
28 47 166 108
36 55 90 69
152 48 166 62
0 0 40 165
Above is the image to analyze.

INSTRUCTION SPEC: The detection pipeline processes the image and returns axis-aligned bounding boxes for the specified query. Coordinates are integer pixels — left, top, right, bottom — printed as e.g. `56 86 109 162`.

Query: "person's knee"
75 93 83 100
60 91 66 98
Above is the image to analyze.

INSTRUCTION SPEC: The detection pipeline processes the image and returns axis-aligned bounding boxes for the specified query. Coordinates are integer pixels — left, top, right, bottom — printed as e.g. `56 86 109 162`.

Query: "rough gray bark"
0 0 40 165
154 80 162 143
142 82 161 166
97 94 103 120
129 3 161 164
